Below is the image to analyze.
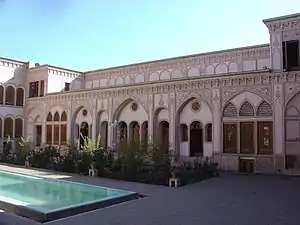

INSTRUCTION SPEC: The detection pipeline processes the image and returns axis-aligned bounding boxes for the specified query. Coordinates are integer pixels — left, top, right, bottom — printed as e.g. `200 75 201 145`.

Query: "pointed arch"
61 111 67 121
15 118 23 138
112 97 146 121
5 85 15 105
223 102 237 117
53 112 60 121
0 85 4 104
4 117 14 137
16 87 24 106
256 101 273 117
239 101 254 116
46 112 53 121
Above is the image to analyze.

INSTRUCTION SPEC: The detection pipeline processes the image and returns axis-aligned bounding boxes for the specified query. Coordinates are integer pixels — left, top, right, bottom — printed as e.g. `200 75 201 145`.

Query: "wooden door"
258 122 273 154
240 122 254 154
223 123 237 153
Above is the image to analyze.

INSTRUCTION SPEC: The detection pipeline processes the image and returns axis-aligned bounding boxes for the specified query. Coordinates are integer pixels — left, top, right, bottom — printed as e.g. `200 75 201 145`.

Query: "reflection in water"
0 171 129 212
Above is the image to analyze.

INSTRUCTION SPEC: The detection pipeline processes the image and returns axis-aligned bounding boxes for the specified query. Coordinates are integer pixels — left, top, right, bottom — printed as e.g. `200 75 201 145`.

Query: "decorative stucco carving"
176 89 211 112
283 29 300 42
85 45 270 80
112 94 148 114
222 85 271 106
212 89 221 108
265 17 300 33
274 85 282 104
285 82 300 104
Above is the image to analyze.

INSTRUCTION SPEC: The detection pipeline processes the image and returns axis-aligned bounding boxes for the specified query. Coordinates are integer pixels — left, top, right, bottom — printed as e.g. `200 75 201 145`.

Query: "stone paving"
0 164 299 225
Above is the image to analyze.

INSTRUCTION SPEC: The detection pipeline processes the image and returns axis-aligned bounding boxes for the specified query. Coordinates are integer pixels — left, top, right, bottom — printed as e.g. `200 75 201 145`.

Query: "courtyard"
0 165 299 225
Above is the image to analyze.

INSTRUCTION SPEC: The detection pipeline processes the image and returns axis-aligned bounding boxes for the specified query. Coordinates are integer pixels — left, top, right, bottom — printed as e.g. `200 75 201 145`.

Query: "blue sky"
0 0 299 71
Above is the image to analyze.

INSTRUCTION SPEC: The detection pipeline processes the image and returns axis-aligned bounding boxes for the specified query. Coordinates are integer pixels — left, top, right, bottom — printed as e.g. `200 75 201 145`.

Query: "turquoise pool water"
0 170 135 213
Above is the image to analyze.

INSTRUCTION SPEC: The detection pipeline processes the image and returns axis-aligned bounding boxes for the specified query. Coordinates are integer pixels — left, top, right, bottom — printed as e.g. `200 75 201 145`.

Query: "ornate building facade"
1 13 300 173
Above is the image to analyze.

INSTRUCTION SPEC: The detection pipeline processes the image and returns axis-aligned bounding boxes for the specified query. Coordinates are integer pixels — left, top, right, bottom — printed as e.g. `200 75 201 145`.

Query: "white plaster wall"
47 74 76 93
230 91 263 110
285 92 300 155
118 102 148 124
75 108 92 125
0 62 26 130
157 109 169 122
179 100 212 157
26 107 43 142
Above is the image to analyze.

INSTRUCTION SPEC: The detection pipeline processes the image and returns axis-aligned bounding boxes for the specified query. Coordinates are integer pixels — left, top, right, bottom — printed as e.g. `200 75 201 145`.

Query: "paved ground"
0 164 299 225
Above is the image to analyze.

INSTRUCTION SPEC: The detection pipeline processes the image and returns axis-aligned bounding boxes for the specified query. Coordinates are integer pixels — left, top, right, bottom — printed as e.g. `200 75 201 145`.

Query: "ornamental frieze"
85 45 270 79
26 72 300 106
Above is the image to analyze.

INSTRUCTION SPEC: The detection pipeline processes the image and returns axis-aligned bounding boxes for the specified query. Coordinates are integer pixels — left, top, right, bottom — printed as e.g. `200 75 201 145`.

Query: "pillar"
273 83 285 171
92 99 97 140
67 101 72 141
107 98 113 149
41 103 47 145
148 94 154 143
169 93 176 161
212 88 222 165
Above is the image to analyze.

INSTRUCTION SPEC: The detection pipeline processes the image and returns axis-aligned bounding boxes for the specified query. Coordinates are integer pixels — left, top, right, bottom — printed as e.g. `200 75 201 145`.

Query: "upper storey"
27 64 84 98
83 44 271 89
263 13 300 71
2 12 300 99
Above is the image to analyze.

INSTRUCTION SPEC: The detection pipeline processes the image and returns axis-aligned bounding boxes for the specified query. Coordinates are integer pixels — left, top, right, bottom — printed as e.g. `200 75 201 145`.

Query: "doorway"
239 158 255 173
158 121 169 152
36 125 42 146
190 121 203 156
79 122 89 149
240 122 254 154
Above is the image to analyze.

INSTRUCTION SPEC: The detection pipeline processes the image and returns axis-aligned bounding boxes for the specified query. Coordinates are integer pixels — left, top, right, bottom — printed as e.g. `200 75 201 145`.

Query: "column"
92 99 97 140
169 93 176 160
148 94 154 143
269 32 283 71
107 98 113 149
67 101 72 141
212 89 221 154
58 125 61 145
41 105 47 145
273 83 285 171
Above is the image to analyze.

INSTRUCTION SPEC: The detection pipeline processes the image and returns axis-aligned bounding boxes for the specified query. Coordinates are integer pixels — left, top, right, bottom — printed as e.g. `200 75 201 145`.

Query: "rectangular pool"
0 170 139 222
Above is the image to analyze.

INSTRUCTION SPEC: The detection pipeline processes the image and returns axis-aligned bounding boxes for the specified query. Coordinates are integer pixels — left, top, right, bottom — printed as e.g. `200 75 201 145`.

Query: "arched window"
47 112 53 122
15 118 23 138
16 88 24 106
5 86 15 105
179 124 188 141
0 118 2 138
46 111 67 145
205 123 212 142
0 85 4 104
223 102 237 117
61 111 67 121
257 101 273 117
4 117 13 137
53 112 60 121
239 101 254 116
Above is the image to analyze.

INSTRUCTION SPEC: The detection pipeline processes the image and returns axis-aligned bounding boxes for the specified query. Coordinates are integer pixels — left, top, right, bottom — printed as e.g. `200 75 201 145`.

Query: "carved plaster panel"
71 100 93 116
155 94 168 109
283 29 300 42
176 89 211 112
222 85 271 106
112 94 149 113
265 17 300 32
285 83 300 104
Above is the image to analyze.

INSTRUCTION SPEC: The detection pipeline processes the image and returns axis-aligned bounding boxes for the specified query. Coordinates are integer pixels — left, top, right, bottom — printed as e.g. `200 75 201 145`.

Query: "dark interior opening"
283 40 299 71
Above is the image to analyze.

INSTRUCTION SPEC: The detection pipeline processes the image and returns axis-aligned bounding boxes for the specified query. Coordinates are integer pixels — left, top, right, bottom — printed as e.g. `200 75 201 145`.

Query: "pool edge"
0 192 140 223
